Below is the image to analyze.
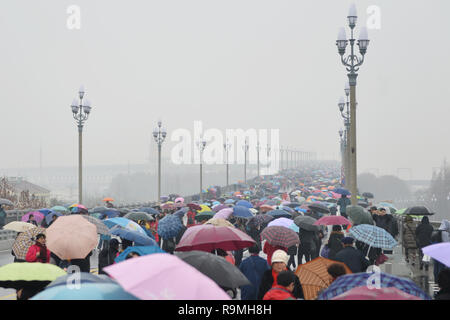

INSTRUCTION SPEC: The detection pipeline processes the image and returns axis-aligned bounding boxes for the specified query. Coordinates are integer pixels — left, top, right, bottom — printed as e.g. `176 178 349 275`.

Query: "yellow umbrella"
198 205 212 213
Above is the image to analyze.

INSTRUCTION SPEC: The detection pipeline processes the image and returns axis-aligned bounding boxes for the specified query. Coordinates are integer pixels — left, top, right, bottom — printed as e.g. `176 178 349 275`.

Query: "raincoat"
25 244 51 263
439 220 450 243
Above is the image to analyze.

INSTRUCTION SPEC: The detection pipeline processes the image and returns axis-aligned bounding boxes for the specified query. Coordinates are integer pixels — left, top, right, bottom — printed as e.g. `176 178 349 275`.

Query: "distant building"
7 177 51 202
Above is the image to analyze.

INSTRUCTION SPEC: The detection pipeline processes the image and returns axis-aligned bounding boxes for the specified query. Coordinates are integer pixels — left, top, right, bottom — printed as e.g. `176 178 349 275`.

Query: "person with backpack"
415 216 434 271
403 215 418 266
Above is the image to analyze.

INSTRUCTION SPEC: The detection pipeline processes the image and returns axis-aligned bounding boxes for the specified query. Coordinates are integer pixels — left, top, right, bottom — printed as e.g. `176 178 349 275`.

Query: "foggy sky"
0 0 449 180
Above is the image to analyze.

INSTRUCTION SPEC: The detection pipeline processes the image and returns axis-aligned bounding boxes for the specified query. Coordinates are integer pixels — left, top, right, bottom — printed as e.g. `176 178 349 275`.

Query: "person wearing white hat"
257 250 304 300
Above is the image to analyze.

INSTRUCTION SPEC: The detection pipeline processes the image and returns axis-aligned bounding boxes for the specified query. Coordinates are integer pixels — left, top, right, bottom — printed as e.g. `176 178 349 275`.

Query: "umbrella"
332 286 422 300
205 218 235 228
212 204 228 212
307 203 330 214
101 209 121 218
317 272 431 300
70 206 89 214
50 206 68 213
157 215 184 239
233 206 253 219
38 209 53 216
362 192 374 199
246 214 274 229
174 197 185 204
21 211 44 224
0 262 66 290
91 206 108 213
81 215 111 235
267 209 292 219
110 226 158 246
268 217 296 229
349 224 398 249
334 188 351 196
260 226 299 248
174 207 189 218
404 206 434 216
358 201 369 208
224 199 235 205
346 205 374 225
176 224 255 252
139 207 160 215
294 216 319 232
46 215 98 260
104 253 231 300
313 215 351 226
214 208 233 220
198 205 212 213
236 200 253 209
295 257 352 300
46 272 116 289
422 242 450 267
187 203 202 211
195 210 215 222
69 204 87 210
32 283 139 300
44 211 63 224
103 217 147 235
12 227 46 260
3 221 36 233
102 197 114 202
115 246 166 263
0 198 14 206
124 211 155 222
176 251 250 288
160 196 169 202
161 202 175 210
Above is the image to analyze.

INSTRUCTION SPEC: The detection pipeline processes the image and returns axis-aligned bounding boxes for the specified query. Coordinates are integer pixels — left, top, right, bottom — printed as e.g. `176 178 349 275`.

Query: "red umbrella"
175 224 255 252
187 203 202 211
260 226 299 248
313 215 351 226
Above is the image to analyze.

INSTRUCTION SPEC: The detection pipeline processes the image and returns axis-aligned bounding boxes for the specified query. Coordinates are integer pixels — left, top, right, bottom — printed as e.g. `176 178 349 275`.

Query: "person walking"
327 225 345 260
98 239 120 274
262 270 298 300
257 250 304 300
335 237 370 273
415 216 434 271
0 204 7 229
297 228 316 265
337 194 351 219
239 244 270 300
25 234 50 263
402 215 418 266
435 268 450 300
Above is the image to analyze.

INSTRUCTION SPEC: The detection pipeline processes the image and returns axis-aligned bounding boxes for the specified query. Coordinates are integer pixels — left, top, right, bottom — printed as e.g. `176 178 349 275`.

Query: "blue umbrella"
140 207 159 215
232 205 253 219
110 226 158 246
157 215 184 239
295 207 308 213
31 283 139 300
224 199 235 204
174 207 189 218
317 272 431 300
102 209 120 218
38 209 53 216
335 188 351 196
279 206 294 213
47 272 116 289
349 224 397 249
267 209 292 219
115 246 166 263
236 200 253 209
45 211 63 224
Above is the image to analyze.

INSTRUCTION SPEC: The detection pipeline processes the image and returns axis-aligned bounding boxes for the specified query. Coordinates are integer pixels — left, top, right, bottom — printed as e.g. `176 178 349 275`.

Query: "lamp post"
243 139 249 184
339 128 345 186
71 86 92 204
256 140 260 178
152 121 167 202
336 3 369 204
224 140 231 187
266 143 271 176
338 90 351 188
198 140 207 201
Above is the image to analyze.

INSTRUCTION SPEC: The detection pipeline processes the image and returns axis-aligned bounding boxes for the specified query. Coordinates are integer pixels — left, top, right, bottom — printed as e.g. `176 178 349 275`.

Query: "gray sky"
0 0 448 180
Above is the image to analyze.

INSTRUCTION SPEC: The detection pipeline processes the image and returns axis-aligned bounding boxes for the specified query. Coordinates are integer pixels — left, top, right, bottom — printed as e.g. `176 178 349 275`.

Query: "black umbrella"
307 203 330 214
362 192 374 199
294 216 319 232
358 201 369 208
175 251 250 288
404 206 434 216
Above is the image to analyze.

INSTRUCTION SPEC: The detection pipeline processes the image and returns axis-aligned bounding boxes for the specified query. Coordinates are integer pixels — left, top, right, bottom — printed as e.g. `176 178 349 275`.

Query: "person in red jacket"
263 270 297 300
25 234 51 263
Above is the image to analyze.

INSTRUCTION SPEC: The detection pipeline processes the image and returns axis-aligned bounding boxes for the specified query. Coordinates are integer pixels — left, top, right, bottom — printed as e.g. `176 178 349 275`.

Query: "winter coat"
403 220 418 249
239 254 270 300
335 246 370 273
70 251 92 273
257 269 304 300
373 214 398 237
263 285 296 300
25 244 51 263
337 197 351 214
0 208 6 226
435 289 450 300
328 232 344 260
98 247 119 274
439 220 450 243
415 221 434 248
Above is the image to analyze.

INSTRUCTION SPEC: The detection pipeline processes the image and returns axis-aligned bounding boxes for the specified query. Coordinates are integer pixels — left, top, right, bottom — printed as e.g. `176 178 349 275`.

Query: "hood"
439 219 450 232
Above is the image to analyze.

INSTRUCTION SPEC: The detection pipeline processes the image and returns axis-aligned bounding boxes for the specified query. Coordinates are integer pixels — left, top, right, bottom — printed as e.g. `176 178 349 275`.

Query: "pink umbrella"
161 203 175 210
213 208 233 220
332 286 422 300
175 197 184 204
212 204 228 213
104 253 231 300
268 217 295 229
21 211 44 223
314 215 351 226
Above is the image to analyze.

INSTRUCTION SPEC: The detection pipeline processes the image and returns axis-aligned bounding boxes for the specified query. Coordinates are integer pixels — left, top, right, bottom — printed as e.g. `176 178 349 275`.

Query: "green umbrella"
0 263 66 289
50 206 68 213
124 211 155 222
347 205 374 226
195 211 215 222
395 208 407 215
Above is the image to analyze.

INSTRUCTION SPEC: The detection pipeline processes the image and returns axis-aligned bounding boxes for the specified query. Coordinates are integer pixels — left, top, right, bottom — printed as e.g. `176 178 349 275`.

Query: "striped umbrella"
260 226 299 248
294 257 352 300
12 227 46 260
317 272 431 300
349 224 397 249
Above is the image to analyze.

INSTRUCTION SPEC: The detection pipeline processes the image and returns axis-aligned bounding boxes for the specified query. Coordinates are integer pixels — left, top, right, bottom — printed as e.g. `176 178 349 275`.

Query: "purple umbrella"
212 204 229 213
104 253 231 300
267 217 295 229
422 243 450 267
21 211 45 223
214 208 233 220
